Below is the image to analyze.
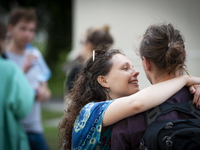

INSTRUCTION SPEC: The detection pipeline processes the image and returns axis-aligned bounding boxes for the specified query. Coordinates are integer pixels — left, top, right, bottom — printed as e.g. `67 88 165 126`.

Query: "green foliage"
0 0 72 97
31 41 67 97
41 0 72 72
48 50 69 97
31 41 47 56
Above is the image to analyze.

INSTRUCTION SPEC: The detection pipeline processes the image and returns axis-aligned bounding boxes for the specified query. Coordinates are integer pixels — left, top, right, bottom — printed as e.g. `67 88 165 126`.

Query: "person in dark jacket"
111 23 200 150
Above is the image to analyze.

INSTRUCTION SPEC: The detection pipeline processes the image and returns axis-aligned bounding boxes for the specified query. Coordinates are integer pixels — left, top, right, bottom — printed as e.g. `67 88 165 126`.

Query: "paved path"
42 97 65 127
42 98 65 112
43 118 62 127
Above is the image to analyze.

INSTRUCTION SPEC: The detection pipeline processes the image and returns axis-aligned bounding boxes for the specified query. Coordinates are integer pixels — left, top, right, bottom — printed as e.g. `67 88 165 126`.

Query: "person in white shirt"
6 7 51 150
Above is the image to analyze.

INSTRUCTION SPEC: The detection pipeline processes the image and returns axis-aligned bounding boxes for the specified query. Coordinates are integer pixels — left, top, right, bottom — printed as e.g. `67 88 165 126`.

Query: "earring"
106 89 112 100
107 89 109 93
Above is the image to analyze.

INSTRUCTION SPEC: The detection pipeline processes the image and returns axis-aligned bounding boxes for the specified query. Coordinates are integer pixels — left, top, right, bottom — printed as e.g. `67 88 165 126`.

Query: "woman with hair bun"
140 23 187 76
139 23 200 105
59 47 200 149
66 24 114 91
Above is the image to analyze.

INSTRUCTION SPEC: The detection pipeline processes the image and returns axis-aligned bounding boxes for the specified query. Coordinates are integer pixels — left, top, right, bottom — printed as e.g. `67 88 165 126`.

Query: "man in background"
6 7 51 150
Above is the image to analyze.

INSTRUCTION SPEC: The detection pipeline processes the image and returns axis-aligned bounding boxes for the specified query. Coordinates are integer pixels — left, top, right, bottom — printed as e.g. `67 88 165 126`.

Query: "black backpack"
140 100 200 150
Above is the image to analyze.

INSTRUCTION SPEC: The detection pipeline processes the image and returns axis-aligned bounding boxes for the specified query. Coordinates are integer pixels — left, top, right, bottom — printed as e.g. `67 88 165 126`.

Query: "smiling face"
104 54 140 99
9 19 36 48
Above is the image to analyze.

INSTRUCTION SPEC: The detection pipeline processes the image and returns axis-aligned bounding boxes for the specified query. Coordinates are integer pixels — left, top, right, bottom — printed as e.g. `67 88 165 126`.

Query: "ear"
143 57 151 71
7 25 13 33
184 49 187 58
97 75 109 88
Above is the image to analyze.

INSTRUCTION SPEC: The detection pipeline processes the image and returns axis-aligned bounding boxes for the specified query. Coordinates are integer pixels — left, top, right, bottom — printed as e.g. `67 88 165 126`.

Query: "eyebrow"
121 62 133 67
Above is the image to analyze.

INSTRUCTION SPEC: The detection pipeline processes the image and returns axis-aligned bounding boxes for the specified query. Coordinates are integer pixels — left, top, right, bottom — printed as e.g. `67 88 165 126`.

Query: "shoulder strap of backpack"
145 100 200 126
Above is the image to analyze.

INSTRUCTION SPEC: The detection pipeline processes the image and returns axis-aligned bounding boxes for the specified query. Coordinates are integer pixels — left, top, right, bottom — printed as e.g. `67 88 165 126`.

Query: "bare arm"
103 75 200 126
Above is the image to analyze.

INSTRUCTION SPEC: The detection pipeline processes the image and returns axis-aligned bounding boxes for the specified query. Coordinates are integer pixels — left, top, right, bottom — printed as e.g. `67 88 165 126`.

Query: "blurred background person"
65 24 114 93
5 7 51 150
0 20 34 150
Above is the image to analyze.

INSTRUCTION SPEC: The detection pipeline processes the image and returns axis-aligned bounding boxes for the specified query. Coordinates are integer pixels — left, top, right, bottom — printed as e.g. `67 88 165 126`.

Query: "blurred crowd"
0 7 51 150
0 6 115 150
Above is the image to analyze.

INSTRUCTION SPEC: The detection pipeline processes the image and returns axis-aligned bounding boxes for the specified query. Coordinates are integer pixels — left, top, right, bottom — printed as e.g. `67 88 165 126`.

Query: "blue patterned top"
72 100 114 150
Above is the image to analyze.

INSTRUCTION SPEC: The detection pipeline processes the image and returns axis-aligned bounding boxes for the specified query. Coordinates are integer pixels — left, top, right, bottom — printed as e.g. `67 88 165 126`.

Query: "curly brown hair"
58 49 122 149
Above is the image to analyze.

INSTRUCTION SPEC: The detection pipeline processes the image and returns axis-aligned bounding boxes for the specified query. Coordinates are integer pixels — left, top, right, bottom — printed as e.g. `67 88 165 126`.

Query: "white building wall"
72 0 200 89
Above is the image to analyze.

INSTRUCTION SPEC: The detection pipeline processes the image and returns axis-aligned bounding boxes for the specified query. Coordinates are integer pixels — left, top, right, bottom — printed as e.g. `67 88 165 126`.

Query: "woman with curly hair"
58 49 200 150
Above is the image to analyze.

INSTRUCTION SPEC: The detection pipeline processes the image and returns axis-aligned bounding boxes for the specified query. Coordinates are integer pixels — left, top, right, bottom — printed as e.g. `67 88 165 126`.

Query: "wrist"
22 67 27 73
183 75 191 86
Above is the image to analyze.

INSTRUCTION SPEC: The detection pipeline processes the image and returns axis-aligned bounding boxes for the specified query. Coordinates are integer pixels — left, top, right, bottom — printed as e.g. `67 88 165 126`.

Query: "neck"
8 41 26 55
151 71 178 85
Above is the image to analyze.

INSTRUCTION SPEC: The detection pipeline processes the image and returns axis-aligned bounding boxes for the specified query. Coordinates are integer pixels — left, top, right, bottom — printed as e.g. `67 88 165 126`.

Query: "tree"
1 0 72 69
0 0 72 96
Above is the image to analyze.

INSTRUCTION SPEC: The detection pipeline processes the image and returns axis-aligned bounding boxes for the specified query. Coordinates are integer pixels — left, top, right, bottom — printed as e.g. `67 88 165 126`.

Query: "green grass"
42 108 64 120
42 108 64 150
44 126 60 150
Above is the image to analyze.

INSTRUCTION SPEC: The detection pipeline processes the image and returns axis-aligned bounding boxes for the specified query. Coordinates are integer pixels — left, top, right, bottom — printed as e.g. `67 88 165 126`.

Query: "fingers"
193 85 200 109
23 54 38 73
35 88 45 101
189 86 196 94
35 92 45 102
35 86 49 102
193 92 198 107
27 54 38 65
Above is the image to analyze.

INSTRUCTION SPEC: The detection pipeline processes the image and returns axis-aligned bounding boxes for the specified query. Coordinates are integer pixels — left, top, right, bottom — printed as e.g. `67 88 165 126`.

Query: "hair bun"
103 24 110 32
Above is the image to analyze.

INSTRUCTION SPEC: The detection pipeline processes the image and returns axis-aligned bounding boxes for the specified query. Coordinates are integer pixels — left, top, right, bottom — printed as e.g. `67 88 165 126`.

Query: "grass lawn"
42 108 64 150
44 126 59 150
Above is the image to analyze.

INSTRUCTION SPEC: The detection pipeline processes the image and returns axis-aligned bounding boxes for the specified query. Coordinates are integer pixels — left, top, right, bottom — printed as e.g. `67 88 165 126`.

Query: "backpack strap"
146 100 200 126
145 106 161 126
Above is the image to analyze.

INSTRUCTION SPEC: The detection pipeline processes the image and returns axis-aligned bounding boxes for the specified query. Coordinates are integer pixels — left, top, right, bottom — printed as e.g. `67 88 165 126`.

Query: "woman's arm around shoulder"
103 75 200 126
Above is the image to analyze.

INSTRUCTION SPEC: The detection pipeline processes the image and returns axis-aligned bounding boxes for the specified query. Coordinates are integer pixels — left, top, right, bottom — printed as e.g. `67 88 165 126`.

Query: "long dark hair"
58 49 122 149
0 20 7 54
139 23 187 75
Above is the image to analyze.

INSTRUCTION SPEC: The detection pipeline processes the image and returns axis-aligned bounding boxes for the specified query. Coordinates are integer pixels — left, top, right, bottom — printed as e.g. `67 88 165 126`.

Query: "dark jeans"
27 132 49 150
